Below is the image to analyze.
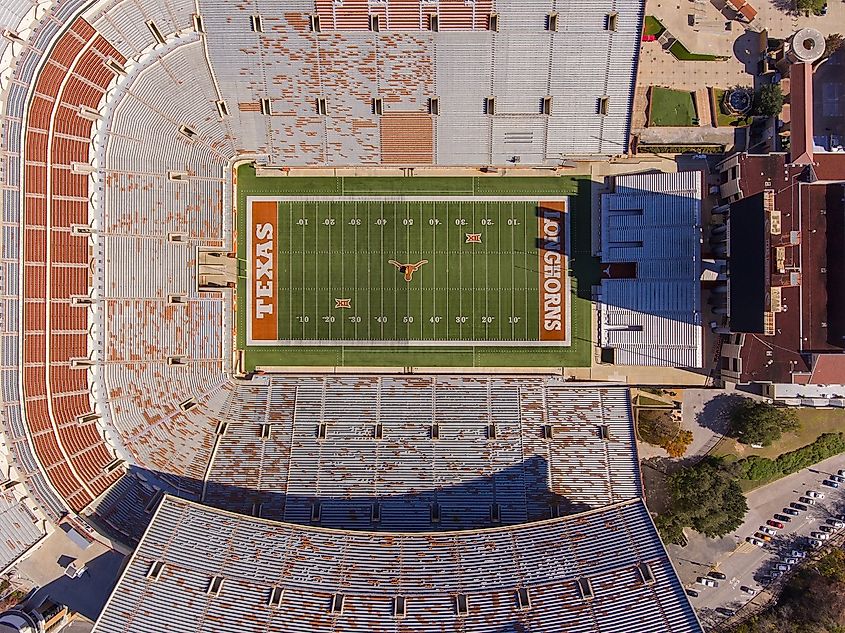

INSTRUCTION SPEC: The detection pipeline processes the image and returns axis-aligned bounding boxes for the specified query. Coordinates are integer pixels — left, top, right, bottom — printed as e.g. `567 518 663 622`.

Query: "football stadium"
0 0 704 631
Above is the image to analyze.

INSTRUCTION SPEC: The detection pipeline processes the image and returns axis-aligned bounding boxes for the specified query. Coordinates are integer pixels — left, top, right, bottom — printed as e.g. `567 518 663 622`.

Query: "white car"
759 526 777 536
767 570 783 579
697 577 718 587
809 538 823 548
791 550 807 559
774 563 791 571
827 519 845 529
806 490 824 499
783 557 799 565
811 531 830 541
746 536 765 547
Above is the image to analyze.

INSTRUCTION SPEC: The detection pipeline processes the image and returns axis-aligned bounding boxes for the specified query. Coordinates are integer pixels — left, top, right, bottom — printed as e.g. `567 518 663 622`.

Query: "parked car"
708 571 727 580
837 469 844 477
747 536 766 547
716 607 735 617
740 585 756 596
827 518 845 529
806 490 824 499
783 557 799 565
831 474 845 483
759 526 777 536
822 480 840 489
774 513 792 523
809 538 823 548
767 519 785 529
767 570 783 579
798 496 816 505
811 531 829 541
819 524 835 533
783 507 800 516
791 550 807 559
697 576 718 587
791 502 809 511
755 532 773 542
686 588 700 598
774 563 790 571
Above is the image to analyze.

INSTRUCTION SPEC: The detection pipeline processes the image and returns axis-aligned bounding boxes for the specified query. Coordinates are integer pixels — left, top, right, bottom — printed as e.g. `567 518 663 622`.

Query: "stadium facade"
0 0 704 631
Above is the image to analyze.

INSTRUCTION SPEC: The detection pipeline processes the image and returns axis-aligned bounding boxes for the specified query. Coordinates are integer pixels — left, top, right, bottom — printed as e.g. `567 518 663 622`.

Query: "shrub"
738 433 845 483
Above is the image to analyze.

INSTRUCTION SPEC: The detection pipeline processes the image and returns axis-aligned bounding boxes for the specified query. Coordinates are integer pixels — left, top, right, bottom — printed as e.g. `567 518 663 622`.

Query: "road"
676 452 845 626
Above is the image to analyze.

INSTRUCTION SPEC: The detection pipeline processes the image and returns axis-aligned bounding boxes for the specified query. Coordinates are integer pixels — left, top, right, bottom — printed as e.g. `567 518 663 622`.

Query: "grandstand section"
87 378 639 542
93 495 702 633
0 490 45 572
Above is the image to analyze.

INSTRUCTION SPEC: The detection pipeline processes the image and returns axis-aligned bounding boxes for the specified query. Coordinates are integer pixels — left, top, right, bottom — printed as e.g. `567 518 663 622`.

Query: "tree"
814 33 843 68
729 399 798 446
733 549 845 632
656 458 748 544
753 84 784 117
637 410 694 457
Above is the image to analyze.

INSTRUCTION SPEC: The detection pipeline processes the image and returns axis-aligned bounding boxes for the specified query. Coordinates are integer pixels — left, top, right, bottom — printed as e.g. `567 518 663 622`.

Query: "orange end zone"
538 200 567 342
250 201 278 341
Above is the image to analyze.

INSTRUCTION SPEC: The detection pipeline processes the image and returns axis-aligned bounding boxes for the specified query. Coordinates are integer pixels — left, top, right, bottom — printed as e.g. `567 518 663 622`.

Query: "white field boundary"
246 195 571 347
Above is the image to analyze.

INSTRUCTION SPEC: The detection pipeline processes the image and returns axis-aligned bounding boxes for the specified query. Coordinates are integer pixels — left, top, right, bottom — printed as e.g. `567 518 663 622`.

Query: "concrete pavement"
669 451 845 627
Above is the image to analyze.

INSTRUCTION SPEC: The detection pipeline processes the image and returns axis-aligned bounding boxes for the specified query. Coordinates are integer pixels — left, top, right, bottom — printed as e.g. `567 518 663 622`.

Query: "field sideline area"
235 164 598 369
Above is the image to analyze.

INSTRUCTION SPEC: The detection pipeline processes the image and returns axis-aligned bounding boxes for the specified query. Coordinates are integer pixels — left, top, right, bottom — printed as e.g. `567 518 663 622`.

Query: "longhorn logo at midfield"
388 259 429 282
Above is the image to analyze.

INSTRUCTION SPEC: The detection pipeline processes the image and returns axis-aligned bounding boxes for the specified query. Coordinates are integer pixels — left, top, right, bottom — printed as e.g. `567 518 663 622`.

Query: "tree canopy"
732 549 845 633
637 410 693 458
753 84 784 117
656 458 748 544
729 399 798 446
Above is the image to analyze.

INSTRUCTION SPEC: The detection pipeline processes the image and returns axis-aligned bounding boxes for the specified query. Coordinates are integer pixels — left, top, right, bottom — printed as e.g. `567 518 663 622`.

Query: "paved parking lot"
668 452 845 626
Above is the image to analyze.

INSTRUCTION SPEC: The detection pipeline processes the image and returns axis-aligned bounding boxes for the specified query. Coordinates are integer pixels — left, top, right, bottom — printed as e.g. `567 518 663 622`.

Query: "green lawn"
643 15 665 37
713 88 751 128
713 408 845 462
648 87 698 127
265 198 544 344
668 40 723 62
235 164 598 369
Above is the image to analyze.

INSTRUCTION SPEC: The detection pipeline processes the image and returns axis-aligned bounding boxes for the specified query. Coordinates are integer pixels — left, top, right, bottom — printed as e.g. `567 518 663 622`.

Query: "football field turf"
247 196 569 346
234 164 597 369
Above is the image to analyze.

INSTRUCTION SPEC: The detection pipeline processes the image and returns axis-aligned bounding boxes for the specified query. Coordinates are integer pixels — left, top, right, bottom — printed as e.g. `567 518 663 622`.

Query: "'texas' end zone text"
250 201 277 341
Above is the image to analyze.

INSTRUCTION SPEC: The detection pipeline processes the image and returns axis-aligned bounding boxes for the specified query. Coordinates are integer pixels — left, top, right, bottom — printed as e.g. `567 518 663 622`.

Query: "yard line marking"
510 201 515 341
458 199 463 340
484 199 489 340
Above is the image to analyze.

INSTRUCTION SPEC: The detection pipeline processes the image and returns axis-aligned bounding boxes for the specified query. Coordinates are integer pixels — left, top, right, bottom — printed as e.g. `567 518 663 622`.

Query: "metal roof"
92 495 702 633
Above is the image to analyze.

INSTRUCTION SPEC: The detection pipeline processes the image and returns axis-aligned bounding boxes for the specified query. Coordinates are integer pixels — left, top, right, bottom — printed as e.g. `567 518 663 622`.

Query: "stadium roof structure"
93 495 701 633
598 171 704 367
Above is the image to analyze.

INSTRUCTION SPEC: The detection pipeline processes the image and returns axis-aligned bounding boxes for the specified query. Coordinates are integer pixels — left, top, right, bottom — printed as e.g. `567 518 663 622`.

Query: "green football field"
234 164 597 369
247 197 567 346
